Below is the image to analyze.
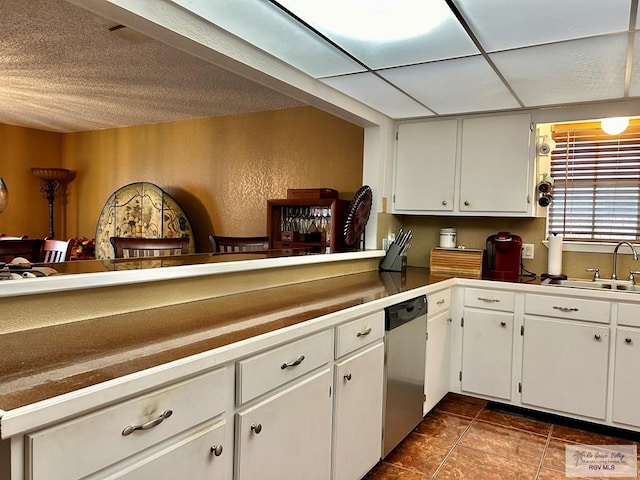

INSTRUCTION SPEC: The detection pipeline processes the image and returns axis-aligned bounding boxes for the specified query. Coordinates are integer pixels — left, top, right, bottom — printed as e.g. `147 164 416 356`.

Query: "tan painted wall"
62 106 364 251
0 124 63 238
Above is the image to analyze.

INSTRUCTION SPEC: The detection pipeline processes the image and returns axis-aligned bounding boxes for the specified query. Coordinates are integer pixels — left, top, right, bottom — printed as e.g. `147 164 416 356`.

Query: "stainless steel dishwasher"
382 295 428 457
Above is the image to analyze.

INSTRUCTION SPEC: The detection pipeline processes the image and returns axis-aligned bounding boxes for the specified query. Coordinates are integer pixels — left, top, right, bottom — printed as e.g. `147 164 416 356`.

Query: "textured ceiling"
0 0 303 133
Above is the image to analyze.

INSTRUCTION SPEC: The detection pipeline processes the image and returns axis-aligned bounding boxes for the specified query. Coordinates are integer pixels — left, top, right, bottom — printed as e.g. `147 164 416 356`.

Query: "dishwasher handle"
385 295 427 330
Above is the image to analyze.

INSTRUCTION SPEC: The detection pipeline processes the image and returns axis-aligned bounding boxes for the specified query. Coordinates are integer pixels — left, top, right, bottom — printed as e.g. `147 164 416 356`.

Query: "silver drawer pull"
594 334 602 341
625 337 633 344
436 299 445 306
343 373 352 381
281 355 305 369
122 409 173 436
210 444 223 456
477 297 500 303
552 306 579 312
356 327 372 337
500 321 507 327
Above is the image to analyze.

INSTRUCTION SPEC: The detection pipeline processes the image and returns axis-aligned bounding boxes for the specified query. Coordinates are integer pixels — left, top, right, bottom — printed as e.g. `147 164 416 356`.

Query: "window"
548 120 640 242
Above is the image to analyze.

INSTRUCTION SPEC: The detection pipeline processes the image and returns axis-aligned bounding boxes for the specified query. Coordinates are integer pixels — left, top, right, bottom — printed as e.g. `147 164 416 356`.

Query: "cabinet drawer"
27 366 230 480
335 311 384 358
428 290 451 318
237 329 333 404
617 303 640 328
464 288 514 312
525 293 610 324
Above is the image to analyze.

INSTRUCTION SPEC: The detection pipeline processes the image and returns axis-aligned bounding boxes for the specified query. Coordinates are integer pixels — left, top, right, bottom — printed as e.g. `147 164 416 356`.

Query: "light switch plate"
522 243 534 259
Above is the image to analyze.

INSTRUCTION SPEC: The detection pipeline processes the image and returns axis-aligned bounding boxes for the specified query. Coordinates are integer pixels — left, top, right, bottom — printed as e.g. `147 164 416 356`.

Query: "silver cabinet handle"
281 355 305 369
356 327 372 337
477 297 500 303
436 299 445 305
464 200 470 206
442 200 447 205
122 409 173 436
251 423 262 434
625 337 633 344
210 444 223 456
500 321 507 327
594 334 602 341
552 306 579 312
343 373 352 381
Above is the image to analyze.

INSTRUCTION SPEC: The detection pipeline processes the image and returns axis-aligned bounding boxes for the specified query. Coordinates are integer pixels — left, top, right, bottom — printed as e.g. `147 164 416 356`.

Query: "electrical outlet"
522 243 534 260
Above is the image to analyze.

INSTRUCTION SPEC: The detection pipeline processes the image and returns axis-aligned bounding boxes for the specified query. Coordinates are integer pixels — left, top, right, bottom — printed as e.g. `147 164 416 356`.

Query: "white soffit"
277 0 478 70
491 34 628 106
320 73 434 119
453 0 632 52
378 56 520 114
168 0 365 78
626 33 640 97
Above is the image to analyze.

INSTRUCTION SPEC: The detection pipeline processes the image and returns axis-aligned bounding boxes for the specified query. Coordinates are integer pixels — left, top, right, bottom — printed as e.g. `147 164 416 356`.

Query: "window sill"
542 240 639 254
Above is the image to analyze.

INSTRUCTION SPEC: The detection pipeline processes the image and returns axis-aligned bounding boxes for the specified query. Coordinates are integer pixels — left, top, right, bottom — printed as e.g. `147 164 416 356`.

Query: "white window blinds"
549 120 640 241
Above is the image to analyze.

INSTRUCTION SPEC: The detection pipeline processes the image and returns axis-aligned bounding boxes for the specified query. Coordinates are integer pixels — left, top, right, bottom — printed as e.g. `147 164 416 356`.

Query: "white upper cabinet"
392 113 536 216
459 114 533 214
393 120 458 212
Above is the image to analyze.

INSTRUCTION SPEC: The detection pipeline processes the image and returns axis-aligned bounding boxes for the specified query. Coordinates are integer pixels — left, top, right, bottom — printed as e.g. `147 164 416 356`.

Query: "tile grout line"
533 423 555 479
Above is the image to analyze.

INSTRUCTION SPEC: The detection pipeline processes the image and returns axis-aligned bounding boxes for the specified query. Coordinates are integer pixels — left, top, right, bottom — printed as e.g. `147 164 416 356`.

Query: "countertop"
0 267 451 412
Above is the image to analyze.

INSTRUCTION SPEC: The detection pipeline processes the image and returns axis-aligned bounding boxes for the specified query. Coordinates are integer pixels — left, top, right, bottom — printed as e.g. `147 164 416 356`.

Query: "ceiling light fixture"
601 117 629 135
278 0 450 42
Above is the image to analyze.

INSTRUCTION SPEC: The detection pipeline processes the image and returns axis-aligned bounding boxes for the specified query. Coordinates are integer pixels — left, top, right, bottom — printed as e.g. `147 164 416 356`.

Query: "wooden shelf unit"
267 198 351 253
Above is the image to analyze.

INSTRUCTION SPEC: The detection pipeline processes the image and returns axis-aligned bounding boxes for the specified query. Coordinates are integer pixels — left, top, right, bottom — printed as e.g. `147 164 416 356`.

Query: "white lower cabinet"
107 420 229 479
424 294 451 414
460 308 514 400
521 316 609 419
235 368 333 480
332 342 384 480
612 327 640 427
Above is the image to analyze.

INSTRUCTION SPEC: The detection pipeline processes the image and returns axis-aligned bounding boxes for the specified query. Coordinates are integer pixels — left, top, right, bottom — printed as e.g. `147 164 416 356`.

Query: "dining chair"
42 238 76 263
209 235 269 253
110 236 190 258
0 238 44 262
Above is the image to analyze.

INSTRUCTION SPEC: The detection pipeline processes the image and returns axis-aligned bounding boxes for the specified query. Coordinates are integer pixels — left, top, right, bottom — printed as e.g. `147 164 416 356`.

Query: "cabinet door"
393 120 457 212
235 369 332 480
459 114 532 214
108 420 230 480
521 316 609 419
425 309 451 414
333 342 384 480
461 309 513 400
612 328 640 427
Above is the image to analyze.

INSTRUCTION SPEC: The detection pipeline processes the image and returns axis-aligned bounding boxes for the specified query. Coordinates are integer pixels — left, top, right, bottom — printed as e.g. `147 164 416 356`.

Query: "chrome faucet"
611 241 638 280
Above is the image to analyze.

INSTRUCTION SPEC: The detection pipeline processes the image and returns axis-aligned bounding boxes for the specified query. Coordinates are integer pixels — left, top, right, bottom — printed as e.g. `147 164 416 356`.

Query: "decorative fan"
343 185 373 247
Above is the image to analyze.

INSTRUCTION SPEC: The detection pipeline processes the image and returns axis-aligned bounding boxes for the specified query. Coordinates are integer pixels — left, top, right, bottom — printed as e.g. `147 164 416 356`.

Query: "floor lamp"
31 168 75 239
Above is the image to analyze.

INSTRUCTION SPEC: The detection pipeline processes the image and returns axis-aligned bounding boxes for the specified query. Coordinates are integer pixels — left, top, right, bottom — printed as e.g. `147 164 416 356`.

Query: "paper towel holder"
542 232 567 280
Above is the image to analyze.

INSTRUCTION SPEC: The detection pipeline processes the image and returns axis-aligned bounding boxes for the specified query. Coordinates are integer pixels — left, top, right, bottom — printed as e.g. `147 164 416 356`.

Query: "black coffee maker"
484 232 522 281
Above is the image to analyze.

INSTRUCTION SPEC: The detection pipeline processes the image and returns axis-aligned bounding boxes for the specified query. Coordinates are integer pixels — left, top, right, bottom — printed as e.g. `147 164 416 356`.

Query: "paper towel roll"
548 234 563 276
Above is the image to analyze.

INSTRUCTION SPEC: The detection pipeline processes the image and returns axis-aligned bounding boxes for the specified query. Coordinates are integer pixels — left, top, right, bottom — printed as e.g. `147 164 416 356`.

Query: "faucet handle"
629 271 640 284
586 268 600 281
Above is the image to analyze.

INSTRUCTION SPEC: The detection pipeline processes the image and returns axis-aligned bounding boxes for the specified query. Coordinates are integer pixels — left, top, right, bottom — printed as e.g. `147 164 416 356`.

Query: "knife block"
380 243 407 272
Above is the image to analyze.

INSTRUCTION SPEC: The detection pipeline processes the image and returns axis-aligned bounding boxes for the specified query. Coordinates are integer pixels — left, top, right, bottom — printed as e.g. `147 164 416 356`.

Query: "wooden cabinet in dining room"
267 197 351 253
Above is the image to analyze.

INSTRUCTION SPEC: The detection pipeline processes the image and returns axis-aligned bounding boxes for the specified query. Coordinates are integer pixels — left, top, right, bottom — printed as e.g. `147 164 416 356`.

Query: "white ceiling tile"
453 0 632 52
378 56 519 114
491 34 628 106
320 73 434 118
168 0 365 78
278 0 478 69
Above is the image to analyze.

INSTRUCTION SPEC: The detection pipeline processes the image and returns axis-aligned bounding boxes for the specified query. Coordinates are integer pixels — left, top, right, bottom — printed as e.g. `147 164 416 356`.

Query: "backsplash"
377 213 640 280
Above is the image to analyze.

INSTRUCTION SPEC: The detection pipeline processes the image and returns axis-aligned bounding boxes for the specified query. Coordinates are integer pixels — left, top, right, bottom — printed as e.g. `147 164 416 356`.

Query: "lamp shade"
0 177 7 213
601 117 629 135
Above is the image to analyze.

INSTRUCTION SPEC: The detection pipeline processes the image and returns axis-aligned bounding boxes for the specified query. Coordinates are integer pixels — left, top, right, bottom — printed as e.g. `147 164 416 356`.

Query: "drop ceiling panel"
453 0 632 52
169 0 365 78
491 34 628 106
278 0 478 69
320 73 434 118
378 56 520 114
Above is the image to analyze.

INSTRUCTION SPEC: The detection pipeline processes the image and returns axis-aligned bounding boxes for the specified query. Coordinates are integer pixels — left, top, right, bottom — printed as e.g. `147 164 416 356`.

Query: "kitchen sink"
542 278 640 293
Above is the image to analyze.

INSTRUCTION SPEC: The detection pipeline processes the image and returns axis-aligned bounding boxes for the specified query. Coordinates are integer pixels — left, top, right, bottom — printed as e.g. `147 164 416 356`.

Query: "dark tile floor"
365 393 640 480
